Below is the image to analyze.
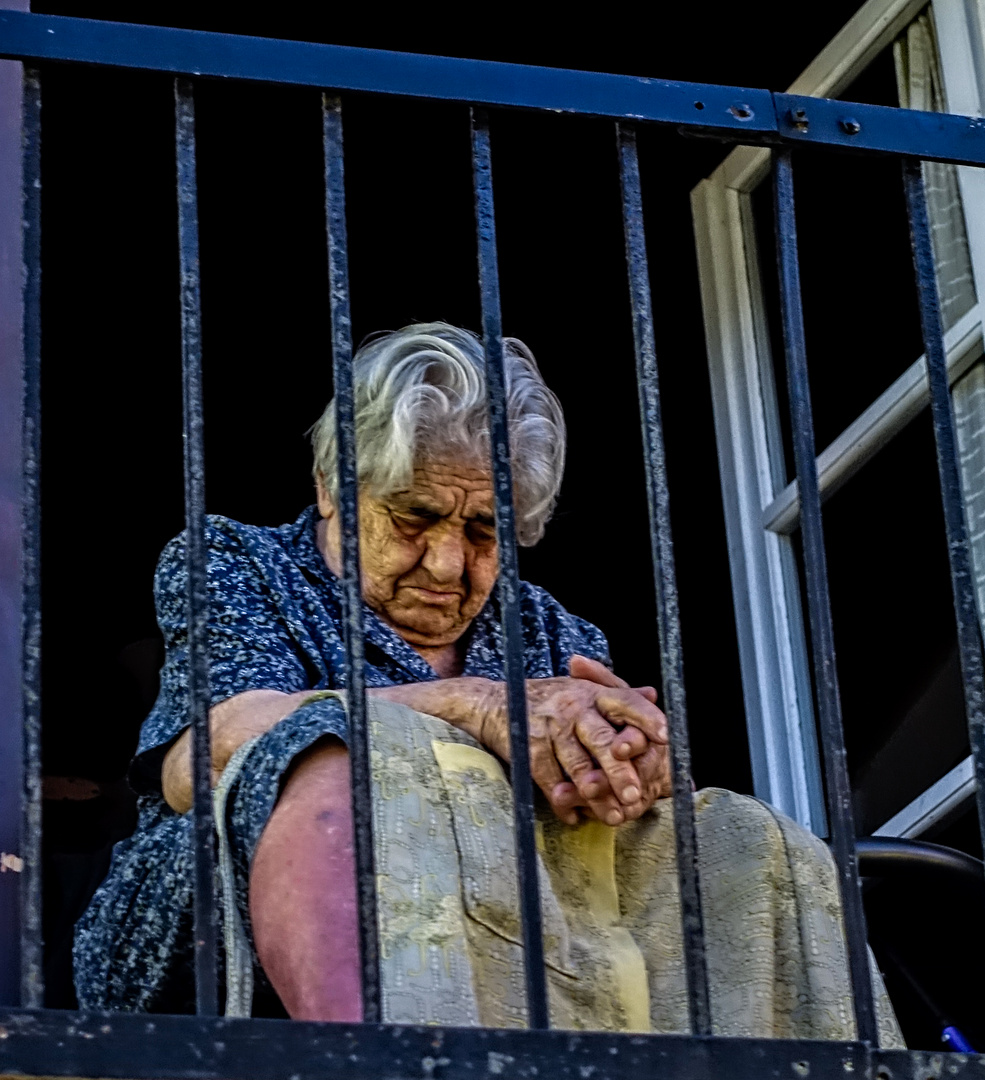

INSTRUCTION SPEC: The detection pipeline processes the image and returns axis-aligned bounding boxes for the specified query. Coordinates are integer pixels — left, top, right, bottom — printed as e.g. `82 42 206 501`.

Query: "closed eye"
467 520 497 543
389 509 435 534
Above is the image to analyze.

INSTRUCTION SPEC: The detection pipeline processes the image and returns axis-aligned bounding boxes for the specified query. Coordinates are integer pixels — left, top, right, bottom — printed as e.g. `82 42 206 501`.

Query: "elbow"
161 736 193 815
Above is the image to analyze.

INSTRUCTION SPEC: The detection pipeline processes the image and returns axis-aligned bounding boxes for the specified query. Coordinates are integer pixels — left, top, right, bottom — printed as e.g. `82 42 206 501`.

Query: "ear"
315 473 336 520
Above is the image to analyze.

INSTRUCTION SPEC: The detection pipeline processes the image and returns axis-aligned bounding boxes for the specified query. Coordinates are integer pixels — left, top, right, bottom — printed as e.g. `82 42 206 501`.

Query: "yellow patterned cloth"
357 695 902 1042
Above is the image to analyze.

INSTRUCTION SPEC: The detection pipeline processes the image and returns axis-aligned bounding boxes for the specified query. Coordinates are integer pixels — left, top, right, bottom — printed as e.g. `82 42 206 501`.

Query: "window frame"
692 0 985 837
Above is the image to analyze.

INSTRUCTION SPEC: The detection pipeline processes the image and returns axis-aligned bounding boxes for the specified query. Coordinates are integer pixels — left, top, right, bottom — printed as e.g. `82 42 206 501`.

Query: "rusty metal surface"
18 64 41 1013
0 8 30 1010
902 158 985 891
4 1009 985 1080
470 107 549 1030
616 122 711 1036
174 76 217 1018
321 93 380 1023
0 11 774 137
4 15 985 165
772 150 876 1043
0 1008 871 1080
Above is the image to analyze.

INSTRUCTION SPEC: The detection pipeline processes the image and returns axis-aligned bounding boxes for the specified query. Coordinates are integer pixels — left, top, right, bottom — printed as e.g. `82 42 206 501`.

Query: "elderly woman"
75 323 901 1042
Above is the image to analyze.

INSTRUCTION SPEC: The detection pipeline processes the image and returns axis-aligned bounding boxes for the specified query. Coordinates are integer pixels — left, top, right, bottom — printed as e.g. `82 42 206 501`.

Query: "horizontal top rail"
3 11 985 165
776 90 985 166
0 11 774 131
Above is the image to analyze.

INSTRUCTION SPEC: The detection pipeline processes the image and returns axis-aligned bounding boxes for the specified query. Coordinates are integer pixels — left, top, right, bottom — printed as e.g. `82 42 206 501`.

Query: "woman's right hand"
475 663 669 827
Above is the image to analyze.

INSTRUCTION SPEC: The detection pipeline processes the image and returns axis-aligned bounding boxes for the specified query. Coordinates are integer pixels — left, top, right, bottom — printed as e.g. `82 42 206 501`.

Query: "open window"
693 0 985 842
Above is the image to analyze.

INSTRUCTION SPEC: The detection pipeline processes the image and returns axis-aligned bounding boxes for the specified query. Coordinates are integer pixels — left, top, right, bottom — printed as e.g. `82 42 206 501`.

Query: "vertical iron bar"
470 106 550 1030
773 149 877 1043
322 94 380 1024
19 64 42 1011
175 76 218 1018
616 122 711 1036
902 157 985 856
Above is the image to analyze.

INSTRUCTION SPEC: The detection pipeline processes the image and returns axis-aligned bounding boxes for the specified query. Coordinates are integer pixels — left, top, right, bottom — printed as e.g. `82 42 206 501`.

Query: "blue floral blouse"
74 505 610 1014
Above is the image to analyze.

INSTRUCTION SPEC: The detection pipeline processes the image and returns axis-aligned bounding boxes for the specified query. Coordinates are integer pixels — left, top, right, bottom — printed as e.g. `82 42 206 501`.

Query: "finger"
576 792 630 827
550 781 584 825
615 745 670 821
528 737 572 820
568 656 659 710
551 730 610 803
611 725 649 759
573 712 645 808
550 734 632 825
568 654 629 689
594 689 668 743
635 743 672 801
550 776 621 829
575 780 630 826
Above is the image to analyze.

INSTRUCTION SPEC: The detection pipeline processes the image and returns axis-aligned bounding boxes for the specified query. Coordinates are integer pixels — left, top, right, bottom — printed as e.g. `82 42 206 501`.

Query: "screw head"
839 117 861 135
729 103 754 120
788 107 809 130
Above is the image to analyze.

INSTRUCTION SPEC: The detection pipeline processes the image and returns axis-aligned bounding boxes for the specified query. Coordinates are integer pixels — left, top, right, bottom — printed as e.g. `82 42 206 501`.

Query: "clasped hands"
473 654 671 827
162 655 672 824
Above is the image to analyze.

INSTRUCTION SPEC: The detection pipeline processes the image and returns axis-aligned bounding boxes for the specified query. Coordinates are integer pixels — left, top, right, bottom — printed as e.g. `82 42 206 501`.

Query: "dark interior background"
26 0 984 1049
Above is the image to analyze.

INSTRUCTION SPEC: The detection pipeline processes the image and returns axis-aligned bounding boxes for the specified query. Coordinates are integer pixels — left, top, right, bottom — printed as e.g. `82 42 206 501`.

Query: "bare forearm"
162 679 504 814
162 688 315 814
368 677 503 748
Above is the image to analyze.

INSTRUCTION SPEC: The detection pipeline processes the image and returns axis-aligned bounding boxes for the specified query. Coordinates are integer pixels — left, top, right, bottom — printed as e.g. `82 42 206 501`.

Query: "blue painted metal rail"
8 7 985 1075
3 11 985 165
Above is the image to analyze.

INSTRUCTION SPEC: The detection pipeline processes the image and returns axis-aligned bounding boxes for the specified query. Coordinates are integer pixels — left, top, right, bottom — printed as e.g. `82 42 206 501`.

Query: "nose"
422 524 466 586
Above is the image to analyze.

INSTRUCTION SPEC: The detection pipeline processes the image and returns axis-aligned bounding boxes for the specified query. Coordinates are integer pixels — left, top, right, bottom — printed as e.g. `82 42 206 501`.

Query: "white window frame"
691 0 985 836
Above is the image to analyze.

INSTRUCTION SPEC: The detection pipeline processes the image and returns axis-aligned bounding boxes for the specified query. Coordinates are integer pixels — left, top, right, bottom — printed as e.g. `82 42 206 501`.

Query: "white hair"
311 322 566 546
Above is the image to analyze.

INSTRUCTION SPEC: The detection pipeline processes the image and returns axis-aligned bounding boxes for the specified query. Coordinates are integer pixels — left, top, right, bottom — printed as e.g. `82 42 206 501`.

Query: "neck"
413 641 464 679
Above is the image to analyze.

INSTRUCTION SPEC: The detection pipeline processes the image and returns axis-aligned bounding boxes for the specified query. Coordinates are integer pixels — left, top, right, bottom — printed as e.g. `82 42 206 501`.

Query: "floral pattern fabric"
73 505 610 1013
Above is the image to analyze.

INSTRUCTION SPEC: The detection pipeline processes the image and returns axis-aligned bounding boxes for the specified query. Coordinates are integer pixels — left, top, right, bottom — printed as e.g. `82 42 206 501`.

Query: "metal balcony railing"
2 10 985 1078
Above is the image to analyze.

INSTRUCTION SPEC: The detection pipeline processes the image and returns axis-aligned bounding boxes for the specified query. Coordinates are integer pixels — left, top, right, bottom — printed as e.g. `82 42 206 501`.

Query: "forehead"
387 458 494 512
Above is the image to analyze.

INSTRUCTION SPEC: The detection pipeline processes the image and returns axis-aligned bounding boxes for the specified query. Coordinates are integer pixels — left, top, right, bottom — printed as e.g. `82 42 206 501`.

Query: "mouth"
402 585 464 605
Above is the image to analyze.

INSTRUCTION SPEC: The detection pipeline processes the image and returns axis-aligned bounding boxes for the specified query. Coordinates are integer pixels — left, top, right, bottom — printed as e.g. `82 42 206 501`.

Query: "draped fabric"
895 14 985 629
217 694 903 1043
74 507 611 1014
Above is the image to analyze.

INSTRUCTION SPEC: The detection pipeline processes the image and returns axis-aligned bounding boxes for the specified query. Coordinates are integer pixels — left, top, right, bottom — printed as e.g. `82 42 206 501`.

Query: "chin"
387 608 462 644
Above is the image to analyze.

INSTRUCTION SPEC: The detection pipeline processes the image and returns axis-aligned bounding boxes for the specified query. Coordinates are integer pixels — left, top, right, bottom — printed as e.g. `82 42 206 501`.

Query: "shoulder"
156 514 277 565
517 580 612 669
152 512 319 621
155 513 307 582
154 516 246 596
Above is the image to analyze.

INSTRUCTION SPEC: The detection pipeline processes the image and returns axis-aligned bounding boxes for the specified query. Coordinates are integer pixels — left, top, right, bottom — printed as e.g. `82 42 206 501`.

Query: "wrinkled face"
317 458 499 648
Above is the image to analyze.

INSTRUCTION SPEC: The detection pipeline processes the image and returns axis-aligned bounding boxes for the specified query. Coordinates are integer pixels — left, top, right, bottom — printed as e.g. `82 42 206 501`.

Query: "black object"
617 121 710 1036
774 149 876 1042
174 75 218 1020
858 836 983 1052
856 835 985 892
321 93 380 1024
471 107 549 1029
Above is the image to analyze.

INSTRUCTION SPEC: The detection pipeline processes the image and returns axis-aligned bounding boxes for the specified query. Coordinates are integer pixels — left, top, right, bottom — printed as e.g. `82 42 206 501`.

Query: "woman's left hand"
371 660 671 827
546 654 671 824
